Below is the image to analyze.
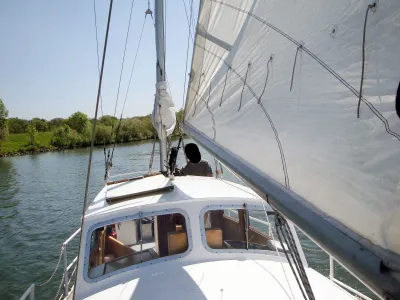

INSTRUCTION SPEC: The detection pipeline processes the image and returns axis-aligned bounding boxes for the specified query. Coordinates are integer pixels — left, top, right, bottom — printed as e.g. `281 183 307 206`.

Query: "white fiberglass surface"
83 260 354 300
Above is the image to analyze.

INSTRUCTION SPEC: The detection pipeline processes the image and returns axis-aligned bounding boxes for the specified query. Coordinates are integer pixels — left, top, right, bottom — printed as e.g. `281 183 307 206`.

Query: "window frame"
84 208 192 283
199 204 278 256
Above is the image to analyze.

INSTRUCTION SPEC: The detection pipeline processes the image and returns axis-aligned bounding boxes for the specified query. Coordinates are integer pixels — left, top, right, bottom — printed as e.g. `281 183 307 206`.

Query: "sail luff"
184 0 400 298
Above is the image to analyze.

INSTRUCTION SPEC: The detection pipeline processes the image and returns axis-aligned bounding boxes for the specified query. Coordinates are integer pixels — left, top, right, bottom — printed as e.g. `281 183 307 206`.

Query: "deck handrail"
19 284 34 300
60 228 80 298
20 228 81 300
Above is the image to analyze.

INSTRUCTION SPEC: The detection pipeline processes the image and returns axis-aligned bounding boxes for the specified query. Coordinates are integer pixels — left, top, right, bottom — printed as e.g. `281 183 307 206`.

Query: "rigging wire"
106 13 150 178
93 0 104 117
73 1 114 299
275 216 309 300
112 0 136 119
357 2 376 118
260 198 295 300
182 0 195 43
181 0 194 115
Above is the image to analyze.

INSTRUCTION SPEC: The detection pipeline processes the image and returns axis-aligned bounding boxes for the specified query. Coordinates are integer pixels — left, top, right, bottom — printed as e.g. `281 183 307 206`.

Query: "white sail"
185 0 400 262
152 81 176 140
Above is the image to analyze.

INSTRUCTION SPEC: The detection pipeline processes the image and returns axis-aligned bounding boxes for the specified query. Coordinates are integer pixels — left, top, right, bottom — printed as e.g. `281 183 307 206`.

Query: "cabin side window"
203 208 279 251
88 213 188 279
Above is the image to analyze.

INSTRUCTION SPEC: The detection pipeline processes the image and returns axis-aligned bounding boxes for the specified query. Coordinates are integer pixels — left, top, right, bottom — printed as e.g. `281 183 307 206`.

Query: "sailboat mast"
154 0 167 172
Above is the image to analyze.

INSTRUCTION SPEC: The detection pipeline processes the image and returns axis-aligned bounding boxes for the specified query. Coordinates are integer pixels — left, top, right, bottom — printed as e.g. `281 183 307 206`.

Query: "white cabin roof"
85 175 260 218
82 259 355 300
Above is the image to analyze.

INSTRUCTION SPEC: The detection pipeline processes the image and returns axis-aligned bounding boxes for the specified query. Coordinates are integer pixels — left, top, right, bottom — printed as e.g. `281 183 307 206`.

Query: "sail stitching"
357 2 376 118
195 44 291 188
290 45 302 92
258 55 273 103
219 67 231 106
238 62 252 111
210 0 400 142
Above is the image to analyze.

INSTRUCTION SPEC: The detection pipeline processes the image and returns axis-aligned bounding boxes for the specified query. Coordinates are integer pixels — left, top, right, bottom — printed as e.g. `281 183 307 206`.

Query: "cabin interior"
88 209 275 279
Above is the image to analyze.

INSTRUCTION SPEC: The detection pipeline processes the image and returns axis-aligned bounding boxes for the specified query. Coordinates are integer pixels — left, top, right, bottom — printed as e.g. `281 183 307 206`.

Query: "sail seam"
194 44 291 188
209 0 400 142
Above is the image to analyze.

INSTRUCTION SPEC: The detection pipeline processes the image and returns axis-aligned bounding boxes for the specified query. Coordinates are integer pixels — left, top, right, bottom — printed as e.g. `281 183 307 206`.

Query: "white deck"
83 259 355 300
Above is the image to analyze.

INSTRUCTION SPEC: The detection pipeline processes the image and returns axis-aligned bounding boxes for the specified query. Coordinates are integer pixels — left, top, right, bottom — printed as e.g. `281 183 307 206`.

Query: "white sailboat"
19 0 400 299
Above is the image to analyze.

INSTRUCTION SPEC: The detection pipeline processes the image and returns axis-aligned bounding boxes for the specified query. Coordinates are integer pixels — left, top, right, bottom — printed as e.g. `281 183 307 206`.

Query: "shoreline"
0 139 153 158
0 136 185 158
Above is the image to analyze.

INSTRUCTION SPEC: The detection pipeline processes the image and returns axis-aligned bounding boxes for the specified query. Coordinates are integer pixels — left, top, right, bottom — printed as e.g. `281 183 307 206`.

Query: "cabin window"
88 212 188 279
203 208 279 251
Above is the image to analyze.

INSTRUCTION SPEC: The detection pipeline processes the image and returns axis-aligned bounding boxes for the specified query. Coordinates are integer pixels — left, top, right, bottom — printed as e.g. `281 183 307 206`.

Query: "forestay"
184 0 400 283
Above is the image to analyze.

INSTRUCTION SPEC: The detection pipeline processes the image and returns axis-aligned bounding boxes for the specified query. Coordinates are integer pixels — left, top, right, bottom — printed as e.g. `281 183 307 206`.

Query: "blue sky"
0 0 198 120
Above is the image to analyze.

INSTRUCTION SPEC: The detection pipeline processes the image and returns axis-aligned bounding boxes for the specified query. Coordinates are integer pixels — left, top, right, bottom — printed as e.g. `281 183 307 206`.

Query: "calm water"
0 140 376 299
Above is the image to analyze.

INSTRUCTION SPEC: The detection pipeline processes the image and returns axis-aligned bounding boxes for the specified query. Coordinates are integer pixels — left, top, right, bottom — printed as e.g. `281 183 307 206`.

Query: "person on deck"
178 143 213 177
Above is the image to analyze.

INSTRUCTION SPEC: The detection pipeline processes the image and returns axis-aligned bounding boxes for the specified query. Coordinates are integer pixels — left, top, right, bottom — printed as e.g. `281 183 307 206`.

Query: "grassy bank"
0 132 56 156
0 110 184 157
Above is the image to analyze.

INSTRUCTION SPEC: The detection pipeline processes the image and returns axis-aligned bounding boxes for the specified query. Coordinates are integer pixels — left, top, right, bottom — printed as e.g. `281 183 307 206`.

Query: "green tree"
8 118 29 134
67 112 89 134
99 115 118 127
49 118 65 129
27 124 38 145
0 98 9 140
31 118 49 132
95 125 112 144
51 125 81 147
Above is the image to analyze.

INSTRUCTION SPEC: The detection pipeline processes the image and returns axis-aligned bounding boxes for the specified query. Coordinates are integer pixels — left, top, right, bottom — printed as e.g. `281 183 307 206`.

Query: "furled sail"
184 0 400 297
152 81 176 140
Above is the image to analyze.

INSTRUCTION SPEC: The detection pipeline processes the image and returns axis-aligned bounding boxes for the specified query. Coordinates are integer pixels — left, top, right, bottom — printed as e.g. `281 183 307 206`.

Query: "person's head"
185 143 201 163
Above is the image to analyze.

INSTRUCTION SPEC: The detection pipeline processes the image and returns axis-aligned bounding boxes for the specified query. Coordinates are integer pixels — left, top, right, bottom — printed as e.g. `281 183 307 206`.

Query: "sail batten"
185 0 400 297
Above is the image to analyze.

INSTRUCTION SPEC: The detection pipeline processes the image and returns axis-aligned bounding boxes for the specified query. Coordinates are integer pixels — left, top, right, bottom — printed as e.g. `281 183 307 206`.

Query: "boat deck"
83 259 356 300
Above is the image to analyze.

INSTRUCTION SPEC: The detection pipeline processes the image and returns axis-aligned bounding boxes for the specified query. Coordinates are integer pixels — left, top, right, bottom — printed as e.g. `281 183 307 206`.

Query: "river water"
0 140 376 299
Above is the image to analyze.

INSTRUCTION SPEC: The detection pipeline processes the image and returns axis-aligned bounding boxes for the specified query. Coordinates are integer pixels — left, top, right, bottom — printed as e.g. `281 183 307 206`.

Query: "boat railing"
234 211 374 300
19 228 81 300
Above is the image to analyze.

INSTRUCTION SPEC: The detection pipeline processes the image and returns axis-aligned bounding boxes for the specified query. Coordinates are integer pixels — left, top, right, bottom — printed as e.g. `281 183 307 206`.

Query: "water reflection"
0 159 19 219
